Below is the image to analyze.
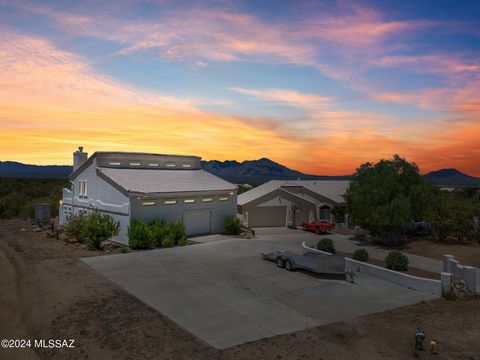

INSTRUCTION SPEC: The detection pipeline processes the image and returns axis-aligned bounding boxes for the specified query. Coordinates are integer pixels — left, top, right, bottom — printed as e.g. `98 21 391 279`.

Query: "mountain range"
1 159 479 187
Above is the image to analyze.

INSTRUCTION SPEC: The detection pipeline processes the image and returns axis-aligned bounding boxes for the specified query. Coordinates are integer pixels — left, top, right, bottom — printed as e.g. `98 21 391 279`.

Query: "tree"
426 191 478 243
345 154 435 245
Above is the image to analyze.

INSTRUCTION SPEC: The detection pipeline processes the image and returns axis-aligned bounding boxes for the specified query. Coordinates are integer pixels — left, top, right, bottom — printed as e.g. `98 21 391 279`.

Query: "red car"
301 220 335 234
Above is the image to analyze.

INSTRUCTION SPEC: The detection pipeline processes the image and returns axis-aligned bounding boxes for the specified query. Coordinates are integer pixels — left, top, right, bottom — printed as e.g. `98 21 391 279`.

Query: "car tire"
315 227 321 235
276 257 285 268
285 260 294 271
303 224 308 231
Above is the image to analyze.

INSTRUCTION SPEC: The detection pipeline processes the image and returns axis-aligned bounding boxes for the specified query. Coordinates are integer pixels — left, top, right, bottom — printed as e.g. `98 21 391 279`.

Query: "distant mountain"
424 168 480 187
201 157 351 184
0 161 72 178
1 159 478 187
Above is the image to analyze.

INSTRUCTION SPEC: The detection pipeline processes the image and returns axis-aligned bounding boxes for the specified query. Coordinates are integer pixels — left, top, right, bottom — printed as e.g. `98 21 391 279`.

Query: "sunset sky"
1 0 479 175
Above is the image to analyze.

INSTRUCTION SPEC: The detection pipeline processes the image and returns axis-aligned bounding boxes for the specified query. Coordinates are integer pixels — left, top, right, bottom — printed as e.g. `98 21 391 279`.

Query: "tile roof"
238 180 349 205
98 168 236 194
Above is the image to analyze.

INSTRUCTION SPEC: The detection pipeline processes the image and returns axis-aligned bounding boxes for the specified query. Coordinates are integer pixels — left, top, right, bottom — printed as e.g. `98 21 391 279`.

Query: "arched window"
319 205 331 220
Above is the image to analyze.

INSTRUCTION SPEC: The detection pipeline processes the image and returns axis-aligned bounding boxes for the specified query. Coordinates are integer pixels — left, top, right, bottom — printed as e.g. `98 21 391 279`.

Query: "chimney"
73 146 88 172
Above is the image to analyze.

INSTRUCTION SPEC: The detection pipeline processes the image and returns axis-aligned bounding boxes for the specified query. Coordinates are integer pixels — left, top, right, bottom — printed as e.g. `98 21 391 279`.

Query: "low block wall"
302 242 441 295
443 255 479 294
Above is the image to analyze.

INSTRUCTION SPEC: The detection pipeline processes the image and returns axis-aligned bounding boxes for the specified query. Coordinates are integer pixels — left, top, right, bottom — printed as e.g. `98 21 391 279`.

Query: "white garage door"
248 206 286 227
184 210 211 236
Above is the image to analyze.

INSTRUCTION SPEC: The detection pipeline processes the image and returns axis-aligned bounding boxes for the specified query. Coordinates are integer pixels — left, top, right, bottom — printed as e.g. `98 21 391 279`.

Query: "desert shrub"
385 251 409 271
82 210 120 249
150 220 167 246
316 238 336 254
225 215 242 235
0 193 27 218
353 248 369 262
0 178 67 219
128 219 155 249
166 221 186 246
62 211 89 242
171 221 186 245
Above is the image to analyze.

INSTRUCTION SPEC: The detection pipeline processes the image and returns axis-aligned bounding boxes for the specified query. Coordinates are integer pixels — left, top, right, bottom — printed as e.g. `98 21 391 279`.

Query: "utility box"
35 203 51 225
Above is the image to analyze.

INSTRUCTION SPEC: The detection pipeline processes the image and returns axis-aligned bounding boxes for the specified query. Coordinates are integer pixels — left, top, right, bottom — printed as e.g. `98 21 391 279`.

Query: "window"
142 201 156 206
109 162 121 166
148 163 160 167
164 199 177 205
79 180 88 197
202 197 213 202
184 198 196 204
319 205 332 220
219 196 229 201
129 162 141 166
181 164 192 168
165 163 177 168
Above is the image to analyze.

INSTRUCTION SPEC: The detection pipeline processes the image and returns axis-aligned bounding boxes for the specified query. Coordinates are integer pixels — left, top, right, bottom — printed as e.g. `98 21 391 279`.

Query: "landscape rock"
58 233 70 242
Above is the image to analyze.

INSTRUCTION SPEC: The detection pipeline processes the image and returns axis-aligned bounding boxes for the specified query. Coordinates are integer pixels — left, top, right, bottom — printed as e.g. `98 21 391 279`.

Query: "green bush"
82 210 120 249
316 238 336 254
150 220 167 246
385 251 409 271
149 219 185 247
353 248 369 262
128 219 155 249
170 220 186 245
62 212 89 242
225 215 242 235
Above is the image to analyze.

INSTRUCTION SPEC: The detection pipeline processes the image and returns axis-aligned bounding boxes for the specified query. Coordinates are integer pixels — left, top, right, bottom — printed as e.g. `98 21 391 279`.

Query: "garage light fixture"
181 164 192 168
109 162 121 166
202 197 213 202
219 196 229 201
164 199 177 205
166 163 176 168
184 198 196 203
148 163 159 167
229 192 235 195
142 201 156 206
129 162 141 166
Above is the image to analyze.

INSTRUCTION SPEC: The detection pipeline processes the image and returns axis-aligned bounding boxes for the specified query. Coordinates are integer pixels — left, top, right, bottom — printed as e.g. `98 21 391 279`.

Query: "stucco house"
59 148 237 244
237 180 349 228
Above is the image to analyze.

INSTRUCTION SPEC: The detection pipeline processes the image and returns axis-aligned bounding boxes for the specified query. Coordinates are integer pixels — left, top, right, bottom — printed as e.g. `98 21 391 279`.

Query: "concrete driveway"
83 230 436 349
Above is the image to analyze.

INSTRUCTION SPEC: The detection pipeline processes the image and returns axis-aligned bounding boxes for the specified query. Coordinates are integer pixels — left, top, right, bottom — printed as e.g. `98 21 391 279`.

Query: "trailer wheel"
276 257 285 268
285 260 294 271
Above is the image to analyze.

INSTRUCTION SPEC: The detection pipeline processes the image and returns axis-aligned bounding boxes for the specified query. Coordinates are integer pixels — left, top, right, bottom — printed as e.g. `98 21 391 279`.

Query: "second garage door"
184 210 211 236
248 206 287 227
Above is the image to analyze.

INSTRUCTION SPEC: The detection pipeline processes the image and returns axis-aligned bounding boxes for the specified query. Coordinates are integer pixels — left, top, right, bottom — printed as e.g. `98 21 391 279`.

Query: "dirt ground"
404 238 480 268
1 219 479 360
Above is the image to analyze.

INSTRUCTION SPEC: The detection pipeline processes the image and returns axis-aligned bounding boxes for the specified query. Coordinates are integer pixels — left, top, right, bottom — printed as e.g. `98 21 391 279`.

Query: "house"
59 147 237 244
237 180 350 228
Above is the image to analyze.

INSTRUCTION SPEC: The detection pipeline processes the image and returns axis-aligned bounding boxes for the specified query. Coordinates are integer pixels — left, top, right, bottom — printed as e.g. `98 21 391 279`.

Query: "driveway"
83 230 436 349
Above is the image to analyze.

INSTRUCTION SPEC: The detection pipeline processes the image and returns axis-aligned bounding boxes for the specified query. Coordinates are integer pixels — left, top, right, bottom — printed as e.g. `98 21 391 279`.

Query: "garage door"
184 211 211 236
248 206 286 227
